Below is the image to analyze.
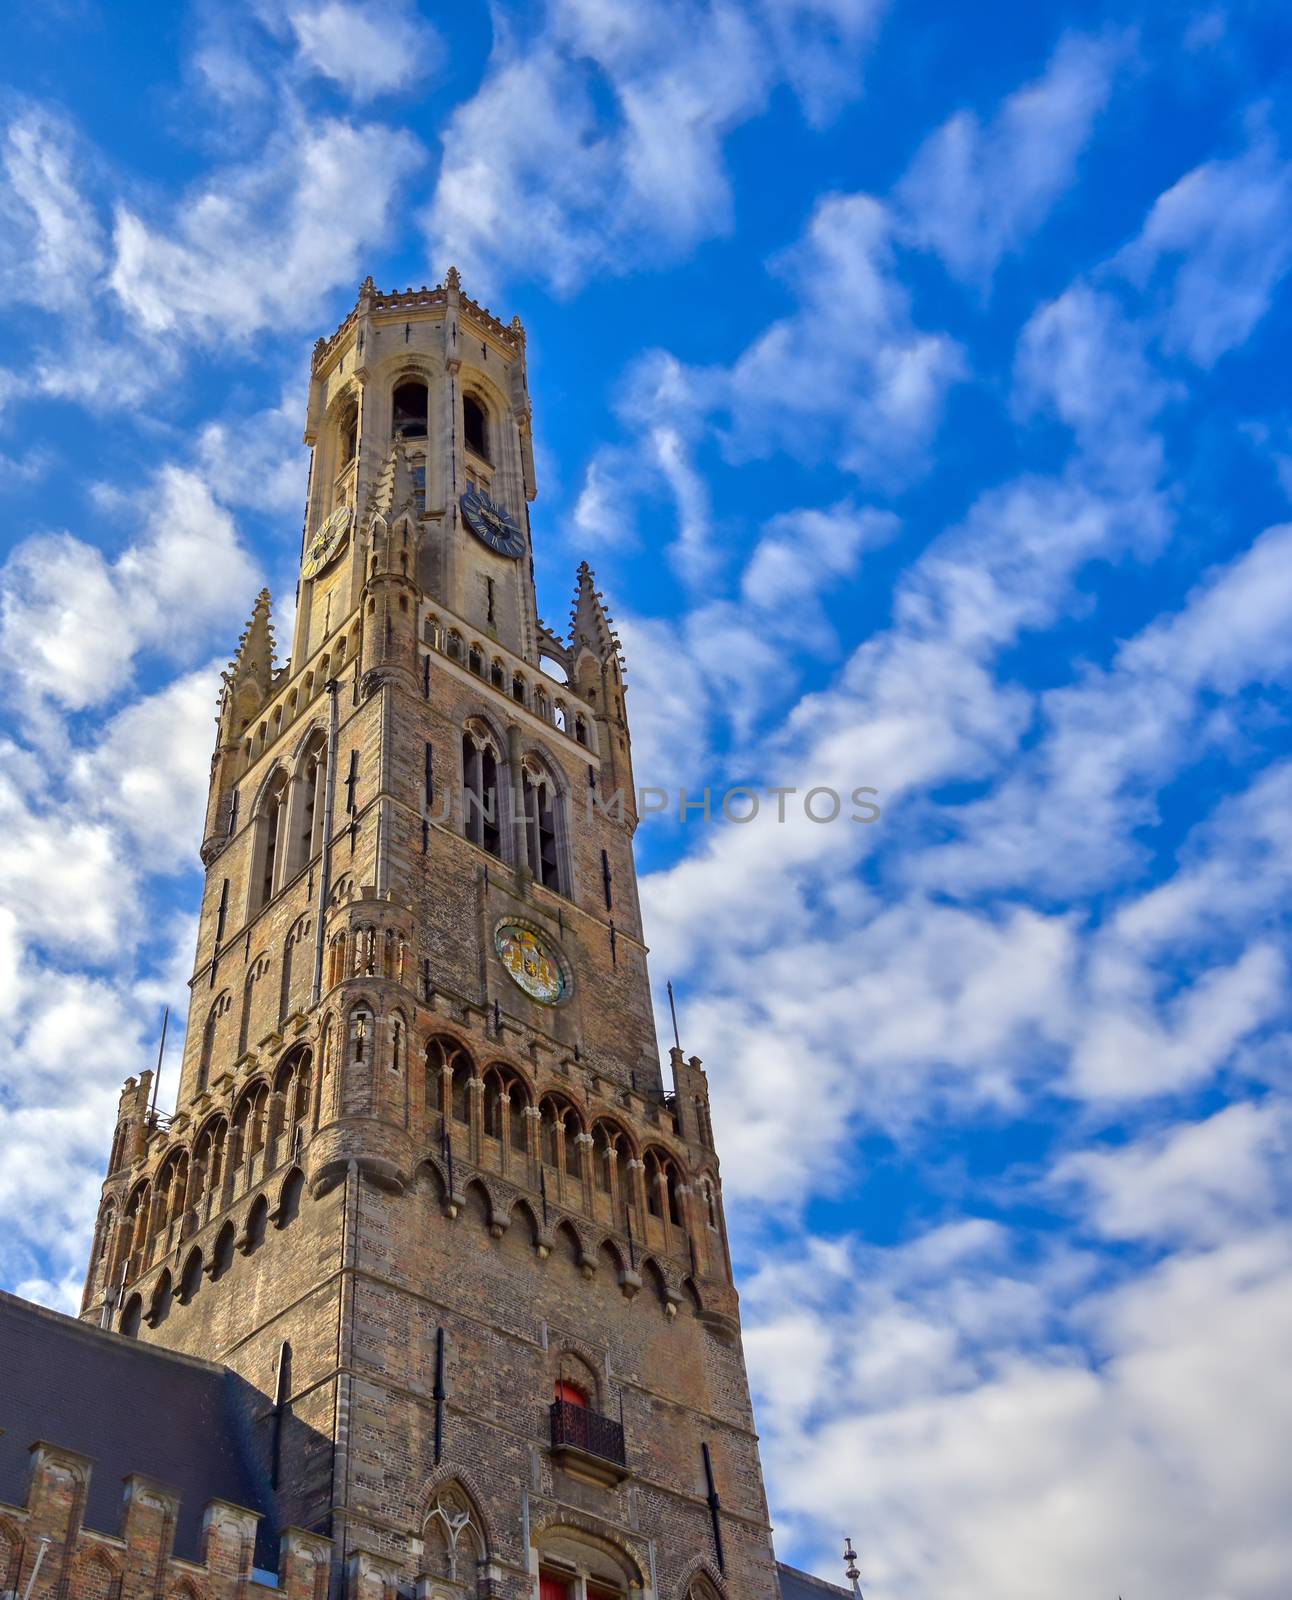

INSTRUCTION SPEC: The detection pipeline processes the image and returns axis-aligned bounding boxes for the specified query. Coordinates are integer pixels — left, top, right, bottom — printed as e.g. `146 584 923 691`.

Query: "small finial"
444 265 461 291
843 1537 862 1598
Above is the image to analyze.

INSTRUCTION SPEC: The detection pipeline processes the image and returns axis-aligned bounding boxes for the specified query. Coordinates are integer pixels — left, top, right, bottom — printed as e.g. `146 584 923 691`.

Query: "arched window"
153 1150 189 1240
294 736 327 874
483 1062 530 1152
644 1149 683 1226
539 1095 583 1179
427 1035 473 1128
280 919 308 1023
146 1270 173 1327
120 1293 143 1338
340 402 358 465
468 642 484 677
277 1168 304 1228
122 1182 150 1276
244 1194 269 1252
238 956 267 1057
178 1248 203 1305
593 1120 632 1198
462 723 501 857
392 378 428 439
211 1221 236 1280
512 673 527 705
535 1529 638 1599
490 658 505 689
348 1005 372 1065
233 1082 270 1162
423 1485 486 1584
197 1004 218 1092
193 1117 228 1204
253 769 289 910
521 761 563 892
275 1045 313 1146
463 394 489 460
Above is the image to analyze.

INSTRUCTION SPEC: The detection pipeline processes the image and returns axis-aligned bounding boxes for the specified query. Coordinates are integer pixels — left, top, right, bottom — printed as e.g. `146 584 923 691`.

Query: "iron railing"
549 1400 626 1468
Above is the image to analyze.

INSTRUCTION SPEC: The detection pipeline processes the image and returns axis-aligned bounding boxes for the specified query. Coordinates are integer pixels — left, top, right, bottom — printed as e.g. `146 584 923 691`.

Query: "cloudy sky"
2 1 1292 1594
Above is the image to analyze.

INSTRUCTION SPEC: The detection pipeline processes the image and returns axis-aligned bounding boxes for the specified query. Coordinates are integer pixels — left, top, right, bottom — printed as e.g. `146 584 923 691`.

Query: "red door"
539 1572 570 1600
555 1380 588 1408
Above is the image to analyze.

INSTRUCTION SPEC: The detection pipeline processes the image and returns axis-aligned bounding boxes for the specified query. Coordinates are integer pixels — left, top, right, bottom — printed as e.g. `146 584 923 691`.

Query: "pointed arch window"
483 1062 530 1153
426 1035 474 1129
294 737 328 873
463 394 489 460
393 378 428 440
254 769 289 910
522 761 564 892
462 724 501 857
644 1148 684 1226
338 400 358 467
197 1004 218 1093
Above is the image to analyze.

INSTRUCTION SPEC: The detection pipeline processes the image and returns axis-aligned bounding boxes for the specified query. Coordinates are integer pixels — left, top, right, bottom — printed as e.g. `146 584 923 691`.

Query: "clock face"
461 484 526 559
302 505 352 579
495 921 569 1006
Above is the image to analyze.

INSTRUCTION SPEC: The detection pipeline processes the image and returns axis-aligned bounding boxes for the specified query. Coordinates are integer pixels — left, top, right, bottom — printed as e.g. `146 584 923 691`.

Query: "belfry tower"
78 275 783 1600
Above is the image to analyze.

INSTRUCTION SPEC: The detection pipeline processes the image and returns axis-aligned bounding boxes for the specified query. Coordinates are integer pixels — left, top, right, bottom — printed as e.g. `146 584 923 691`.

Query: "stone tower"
79 275 781 1600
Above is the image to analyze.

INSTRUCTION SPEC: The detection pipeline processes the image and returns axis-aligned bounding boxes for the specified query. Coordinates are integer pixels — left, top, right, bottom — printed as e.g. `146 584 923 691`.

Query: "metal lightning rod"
666 980 681 1052
148 1006 170 1125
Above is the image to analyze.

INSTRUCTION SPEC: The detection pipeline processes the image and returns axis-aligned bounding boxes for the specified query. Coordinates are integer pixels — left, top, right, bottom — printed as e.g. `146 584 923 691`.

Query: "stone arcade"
0 276 848 1600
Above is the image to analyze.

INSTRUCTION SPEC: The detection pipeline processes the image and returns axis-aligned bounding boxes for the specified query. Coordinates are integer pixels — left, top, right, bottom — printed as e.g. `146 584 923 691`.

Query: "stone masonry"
58 274 791 1600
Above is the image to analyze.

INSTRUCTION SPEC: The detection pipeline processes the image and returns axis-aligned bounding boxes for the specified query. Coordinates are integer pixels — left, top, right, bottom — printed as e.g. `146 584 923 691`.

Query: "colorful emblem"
302 504 352 578
495 921 568 1005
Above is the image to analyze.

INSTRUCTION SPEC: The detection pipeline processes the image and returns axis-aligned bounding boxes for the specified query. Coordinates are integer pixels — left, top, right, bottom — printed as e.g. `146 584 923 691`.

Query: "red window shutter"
540 1572 570 1600
555 1380 588 1408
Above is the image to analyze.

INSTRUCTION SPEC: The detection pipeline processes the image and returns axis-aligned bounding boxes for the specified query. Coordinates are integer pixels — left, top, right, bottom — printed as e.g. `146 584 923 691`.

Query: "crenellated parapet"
0 1438 331 1600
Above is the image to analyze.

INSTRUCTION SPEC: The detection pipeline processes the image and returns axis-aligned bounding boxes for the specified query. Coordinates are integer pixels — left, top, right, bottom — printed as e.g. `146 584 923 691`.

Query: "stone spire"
218 588 275 741
366 439 420 525
568 561 622 665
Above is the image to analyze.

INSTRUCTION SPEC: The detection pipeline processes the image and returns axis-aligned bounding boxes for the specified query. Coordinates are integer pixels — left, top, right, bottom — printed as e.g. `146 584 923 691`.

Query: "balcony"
548 1400 628 1487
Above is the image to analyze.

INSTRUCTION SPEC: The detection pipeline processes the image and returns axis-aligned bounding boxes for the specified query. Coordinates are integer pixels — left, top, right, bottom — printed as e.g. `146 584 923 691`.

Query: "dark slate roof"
0 1291 274 1563
778 1561 853 1599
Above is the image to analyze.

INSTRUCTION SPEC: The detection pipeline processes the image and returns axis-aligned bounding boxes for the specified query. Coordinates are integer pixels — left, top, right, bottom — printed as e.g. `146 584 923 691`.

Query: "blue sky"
2 1 1292 1595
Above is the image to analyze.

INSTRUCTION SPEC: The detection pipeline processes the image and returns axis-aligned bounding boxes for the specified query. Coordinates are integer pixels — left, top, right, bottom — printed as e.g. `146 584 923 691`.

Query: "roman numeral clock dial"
461 483 526 558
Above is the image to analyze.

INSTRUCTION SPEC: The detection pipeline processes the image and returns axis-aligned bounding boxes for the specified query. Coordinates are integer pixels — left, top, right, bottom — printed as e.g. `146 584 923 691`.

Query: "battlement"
311 272 524 377
0 1440 330 1600
0 1437 330 1600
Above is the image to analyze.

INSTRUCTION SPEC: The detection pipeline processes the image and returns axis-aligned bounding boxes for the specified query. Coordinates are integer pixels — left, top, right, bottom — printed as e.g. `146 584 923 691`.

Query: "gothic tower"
79 275 782 1600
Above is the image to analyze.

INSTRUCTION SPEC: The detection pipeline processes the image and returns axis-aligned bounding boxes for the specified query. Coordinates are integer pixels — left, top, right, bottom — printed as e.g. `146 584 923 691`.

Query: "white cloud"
1118 127 1292 366
718 193 965 479
1052 1102 1292 1245
589 191 963 572
196 380 310 514
742 502 898 640
0 466 257 711
754 0 887 126
910 519 1292 903
109 114 423 341
1013 281 1172 484
744 1222 1292 1600
287 0 442 99
897 33 1123 286
425 0 884 296
0 108 106 310
0 760 138 963
70 666 225 871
